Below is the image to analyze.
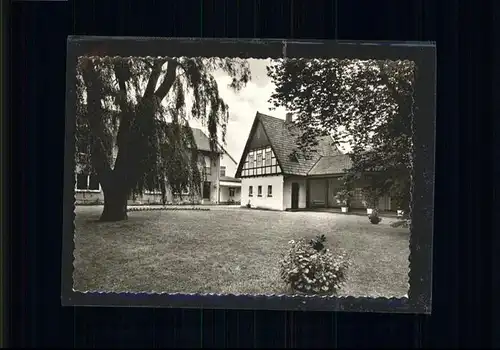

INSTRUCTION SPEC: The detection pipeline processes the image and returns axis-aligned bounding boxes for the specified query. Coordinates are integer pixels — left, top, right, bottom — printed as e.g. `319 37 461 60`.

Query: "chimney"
285 112 293 123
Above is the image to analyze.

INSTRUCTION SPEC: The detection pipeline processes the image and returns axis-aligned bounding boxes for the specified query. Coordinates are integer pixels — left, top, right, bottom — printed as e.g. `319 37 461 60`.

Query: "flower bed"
127 206 210 212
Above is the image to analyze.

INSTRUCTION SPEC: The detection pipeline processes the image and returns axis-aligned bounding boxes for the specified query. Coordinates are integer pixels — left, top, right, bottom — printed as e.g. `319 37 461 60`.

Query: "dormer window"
289 151 300 162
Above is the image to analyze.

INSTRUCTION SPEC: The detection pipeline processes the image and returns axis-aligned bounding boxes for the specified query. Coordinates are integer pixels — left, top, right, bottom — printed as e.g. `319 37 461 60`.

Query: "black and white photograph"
63 38 435 313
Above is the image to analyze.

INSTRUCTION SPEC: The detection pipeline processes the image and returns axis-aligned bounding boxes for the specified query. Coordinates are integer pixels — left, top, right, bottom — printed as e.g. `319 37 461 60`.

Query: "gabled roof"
188 127 223 153
217 143 238 164
190 127 237 160
236 112 351 177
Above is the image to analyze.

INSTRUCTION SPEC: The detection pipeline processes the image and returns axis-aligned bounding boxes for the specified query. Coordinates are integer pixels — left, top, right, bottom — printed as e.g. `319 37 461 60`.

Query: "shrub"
334 189 352 207
368 209 382 224
361 186 380 208
390 210 411 228
390 219 411 228
279 234 349 295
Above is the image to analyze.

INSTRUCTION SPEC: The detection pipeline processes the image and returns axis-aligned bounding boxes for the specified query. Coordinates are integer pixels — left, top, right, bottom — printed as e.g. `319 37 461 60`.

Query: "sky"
187 59 288 164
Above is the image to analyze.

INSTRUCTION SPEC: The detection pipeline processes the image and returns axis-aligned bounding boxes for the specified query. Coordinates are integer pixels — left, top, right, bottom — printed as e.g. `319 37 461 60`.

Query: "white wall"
219 152 238 178
283 176 308 210
241 175 284 210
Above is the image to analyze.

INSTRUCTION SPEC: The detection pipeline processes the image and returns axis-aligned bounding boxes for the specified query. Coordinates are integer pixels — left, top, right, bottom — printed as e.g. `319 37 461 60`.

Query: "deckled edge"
70 54 411 307
63 38 434 313
406 64 417 308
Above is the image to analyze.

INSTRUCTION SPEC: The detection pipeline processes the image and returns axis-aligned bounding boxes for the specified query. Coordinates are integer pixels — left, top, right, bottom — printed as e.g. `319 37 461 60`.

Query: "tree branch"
153 59 179 101
112 62 135 182
143 59 167 98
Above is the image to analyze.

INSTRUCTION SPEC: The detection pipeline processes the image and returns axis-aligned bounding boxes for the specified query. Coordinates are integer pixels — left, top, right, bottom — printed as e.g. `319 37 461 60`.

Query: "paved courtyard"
73 205 410 298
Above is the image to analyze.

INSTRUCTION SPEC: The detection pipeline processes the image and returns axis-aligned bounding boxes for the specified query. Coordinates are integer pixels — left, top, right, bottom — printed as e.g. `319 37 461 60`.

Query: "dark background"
7 0 494 347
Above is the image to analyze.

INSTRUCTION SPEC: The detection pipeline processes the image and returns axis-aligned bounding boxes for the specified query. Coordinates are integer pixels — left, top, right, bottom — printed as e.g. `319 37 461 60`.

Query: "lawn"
73 206 410 298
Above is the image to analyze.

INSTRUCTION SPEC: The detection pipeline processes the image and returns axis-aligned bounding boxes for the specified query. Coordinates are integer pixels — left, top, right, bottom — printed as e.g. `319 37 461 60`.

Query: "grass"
73 206 410 298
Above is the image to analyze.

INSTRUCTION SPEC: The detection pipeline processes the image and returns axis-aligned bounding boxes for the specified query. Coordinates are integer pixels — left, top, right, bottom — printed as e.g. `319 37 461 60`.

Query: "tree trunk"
100 186 129 222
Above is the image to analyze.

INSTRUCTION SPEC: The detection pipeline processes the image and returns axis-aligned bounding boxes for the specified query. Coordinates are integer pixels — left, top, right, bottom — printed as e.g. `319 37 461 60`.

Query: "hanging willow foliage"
75 56 250 212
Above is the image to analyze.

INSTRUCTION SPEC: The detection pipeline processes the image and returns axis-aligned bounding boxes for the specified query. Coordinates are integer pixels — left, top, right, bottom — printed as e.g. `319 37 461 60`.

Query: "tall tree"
267 58 416 213
76 56 250 221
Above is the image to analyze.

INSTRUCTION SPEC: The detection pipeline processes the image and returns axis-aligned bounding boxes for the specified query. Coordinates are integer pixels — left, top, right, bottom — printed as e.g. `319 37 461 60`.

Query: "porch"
305 176 394 211
218 176 242 205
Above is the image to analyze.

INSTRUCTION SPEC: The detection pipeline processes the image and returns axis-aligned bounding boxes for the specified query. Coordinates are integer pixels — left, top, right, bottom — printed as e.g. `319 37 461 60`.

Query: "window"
258 185 262 197
241 147 281 178
249 186 253 197
75 172 100 191
229 187 235 197
265 150 272 166
204 156 211 176
267 185 273 197
182 186 190 195
220 166 226 177
204 156 211 167
256 153 263 167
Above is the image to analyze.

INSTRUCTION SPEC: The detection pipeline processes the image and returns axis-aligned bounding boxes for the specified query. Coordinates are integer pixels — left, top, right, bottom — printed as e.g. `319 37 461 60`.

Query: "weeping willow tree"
76 56 250 221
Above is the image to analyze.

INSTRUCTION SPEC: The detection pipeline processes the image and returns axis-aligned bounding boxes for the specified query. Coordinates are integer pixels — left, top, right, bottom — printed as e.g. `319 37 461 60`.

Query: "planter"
366 208 373 215
397 209 404 217
341 206 349 213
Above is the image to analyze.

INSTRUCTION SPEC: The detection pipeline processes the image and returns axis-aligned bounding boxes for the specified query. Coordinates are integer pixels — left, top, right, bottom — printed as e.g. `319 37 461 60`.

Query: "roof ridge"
257 111 286 123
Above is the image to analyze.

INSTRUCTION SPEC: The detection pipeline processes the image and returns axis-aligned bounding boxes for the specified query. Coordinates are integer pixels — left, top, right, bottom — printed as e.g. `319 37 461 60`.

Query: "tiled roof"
188 127 222 153
257 112 345 176
307 155 352 176
219 176 241 183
